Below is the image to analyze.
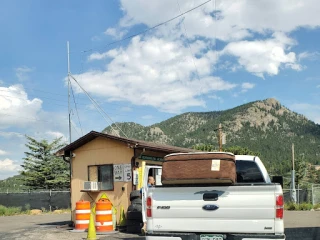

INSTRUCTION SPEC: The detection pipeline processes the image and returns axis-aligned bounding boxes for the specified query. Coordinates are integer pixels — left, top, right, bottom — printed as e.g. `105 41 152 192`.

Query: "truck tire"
131 197 142 205
126 219 142 234
130 190 141 201
128 204 142 212
126 224 142 234
127 211 142 221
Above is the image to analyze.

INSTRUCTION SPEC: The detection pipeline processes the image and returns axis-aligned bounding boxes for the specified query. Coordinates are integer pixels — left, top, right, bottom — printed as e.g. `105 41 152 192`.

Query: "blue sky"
0 0 320 180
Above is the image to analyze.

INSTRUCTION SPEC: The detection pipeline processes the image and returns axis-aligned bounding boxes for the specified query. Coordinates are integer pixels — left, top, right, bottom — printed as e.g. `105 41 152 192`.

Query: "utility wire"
71 121 81 138
70 83 84 136
69 74 129 138
176 0 201 82
80 0 212 53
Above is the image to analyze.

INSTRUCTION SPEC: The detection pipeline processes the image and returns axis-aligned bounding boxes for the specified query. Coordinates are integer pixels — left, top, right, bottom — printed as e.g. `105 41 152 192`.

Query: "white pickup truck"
142 154 285 240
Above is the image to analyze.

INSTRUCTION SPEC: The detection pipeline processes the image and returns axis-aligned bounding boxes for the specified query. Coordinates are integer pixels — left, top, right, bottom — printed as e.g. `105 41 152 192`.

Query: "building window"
88 164 114 190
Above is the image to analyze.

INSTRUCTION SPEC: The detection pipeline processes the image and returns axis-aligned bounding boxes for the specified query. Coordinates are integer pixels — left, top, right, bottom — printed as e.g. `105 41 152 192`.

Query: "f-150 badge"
157 206 170 209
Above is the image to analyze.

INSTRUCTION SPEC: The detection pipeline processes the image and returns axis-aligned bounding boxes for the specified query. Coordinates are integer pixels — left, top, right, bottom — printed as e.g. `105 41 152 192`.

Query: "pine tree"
21 136 69 190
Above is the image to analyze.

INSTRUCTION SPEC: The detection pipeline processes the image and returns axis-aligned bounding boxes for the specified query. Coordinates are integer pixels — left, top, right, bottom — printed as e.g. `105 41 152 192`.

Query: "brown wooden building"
56 131 193 223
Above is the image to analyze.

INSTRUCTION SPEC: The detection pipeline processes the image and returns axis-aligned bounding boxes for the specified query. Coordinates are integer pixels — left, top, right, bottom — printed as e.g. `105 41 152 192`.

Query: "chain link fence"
312 184 320 205
283 184 320 205
0 190 70 211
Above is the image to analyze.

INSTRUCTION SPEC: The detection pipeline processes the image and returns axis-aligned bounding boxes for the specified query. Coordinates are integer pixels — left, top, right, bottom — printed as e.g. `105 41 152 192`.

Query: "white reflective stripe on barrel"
95 221 113 226
75 209 91 214
95 210 112 215
75 220 90 224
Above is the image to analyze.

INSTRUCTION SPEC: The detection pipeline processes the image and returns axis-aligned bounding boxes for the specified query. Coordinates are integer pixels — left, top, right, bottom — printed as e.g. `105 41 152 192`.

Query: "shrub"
313 203 320 210
0 205 22 216
298 202 313 211
285 202 297 210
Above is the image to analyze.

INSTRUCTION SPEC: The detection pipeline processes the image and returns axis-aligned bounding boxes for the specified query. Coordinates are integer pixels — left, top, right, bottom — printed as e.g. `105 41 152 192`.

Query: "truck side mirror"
272 176 283 189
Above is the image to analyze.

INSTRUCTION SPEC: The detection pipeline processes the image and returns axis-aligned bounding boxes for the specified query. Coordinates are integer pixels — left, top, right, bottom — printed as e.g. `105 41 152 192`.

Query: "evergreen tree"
21 136 69 190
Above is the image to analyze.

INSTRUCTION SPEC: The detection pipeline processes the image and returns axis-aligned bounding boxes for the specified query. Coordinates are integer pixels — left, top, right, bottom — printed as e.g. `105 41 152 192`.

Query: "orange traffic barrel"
95 198 113 232
75 200 91 230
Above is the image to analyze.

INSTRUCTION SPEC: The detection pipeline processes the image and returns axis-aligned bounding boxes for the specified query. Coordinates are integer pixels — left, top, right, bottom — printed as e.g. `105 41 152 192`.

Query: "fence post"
298 184 300 205
6 189 8 194
49 189 52 212
311 184 314 206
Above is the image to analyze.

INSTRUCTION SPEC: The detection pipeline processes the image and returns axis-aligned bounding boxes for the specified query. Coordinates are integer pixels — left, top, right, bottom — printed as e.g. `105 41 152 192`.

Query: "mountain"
103 98 320 175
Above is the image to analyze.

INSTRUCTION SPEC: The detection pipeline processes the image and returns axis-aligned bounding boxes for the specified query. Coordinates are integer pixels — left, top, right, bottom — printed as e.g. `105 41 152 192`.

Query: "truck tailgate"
148 185 282 234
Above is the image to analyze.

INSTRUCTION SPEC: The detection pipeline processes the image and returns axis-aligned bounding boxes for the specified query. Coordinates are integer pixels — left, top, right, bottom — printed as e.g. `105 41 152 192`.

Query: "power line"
69 74 129 138
79 0 212 53
70 83 84 136
176 0 201 82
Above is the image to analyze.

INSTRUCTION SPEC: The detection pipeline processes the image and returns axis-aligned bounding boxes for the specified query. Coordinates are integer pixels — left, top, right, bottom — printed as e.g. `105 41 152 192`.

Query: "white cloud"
0 85 43 128
0 149 8 156
104 27 128 40
208 94 223 103
242 82 255 89
45 131 67 141
298 51 320 61
317 85 320 88
290 103 320 124
15 66 34 81
80 36 236 113
119 0 320 41
241 82 255 92
88 49 119 61
0 131 24 138
0 159 21 172
112 0 320 78
222 32 301 78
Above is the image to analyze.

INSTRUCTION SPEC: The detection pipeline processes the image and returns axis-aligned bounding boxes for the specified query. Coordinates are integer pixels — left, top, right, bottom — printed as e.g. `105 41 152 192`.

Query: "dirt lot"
0 211 319 240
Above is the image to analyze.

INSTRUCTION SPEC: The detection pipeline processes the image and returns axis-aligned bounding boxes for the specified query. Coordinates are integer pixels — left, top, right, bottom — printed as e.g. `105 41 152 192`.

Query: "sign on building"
113 164 132 182
139 155 164 161
113 164 123 182
123 164 132 182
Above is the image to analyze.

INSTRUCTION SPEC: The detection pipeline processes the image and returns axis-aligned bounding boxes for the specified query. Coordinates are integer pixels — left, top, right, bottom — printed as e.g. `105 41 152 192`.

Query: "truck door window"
236 160 264 183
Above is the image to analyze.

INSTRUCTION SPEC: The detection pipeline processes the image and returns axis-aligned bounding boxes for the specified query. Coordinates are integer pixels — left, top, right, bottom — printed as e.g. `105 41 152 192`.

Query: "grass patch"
0 205 22 216
0 205 71 216
284 202 319 211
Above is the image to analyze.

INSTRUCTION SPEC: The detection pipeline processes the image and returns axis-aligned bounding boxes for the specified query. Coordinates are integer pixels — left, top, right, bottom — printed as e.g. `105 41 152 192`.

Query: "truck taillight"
276 195 284 219
147 196 152 217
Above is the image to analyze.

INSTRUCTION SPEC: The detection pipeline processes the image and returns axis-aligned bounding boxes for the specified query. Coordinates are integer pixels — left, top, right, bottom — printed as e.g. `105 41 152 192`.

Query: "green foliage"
0 205 22 216
284 202 314 211
193 145 260 156
193 144 216 151
0 175 27 192
223 146 260 156
0 205 71 216
20 136 69 190
25 203 31 211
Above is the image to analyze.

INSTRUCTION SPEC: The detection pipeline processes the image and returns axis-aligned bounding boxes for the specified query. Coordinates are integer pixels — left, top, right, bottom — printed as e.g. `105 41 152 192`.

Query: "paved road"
0 211 319 239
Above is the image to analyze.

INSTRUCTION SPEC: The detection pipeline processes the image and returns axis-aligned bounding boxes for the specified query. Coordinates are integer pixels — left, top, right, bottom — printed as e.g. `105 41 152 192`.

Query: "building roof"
56 131 194 156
